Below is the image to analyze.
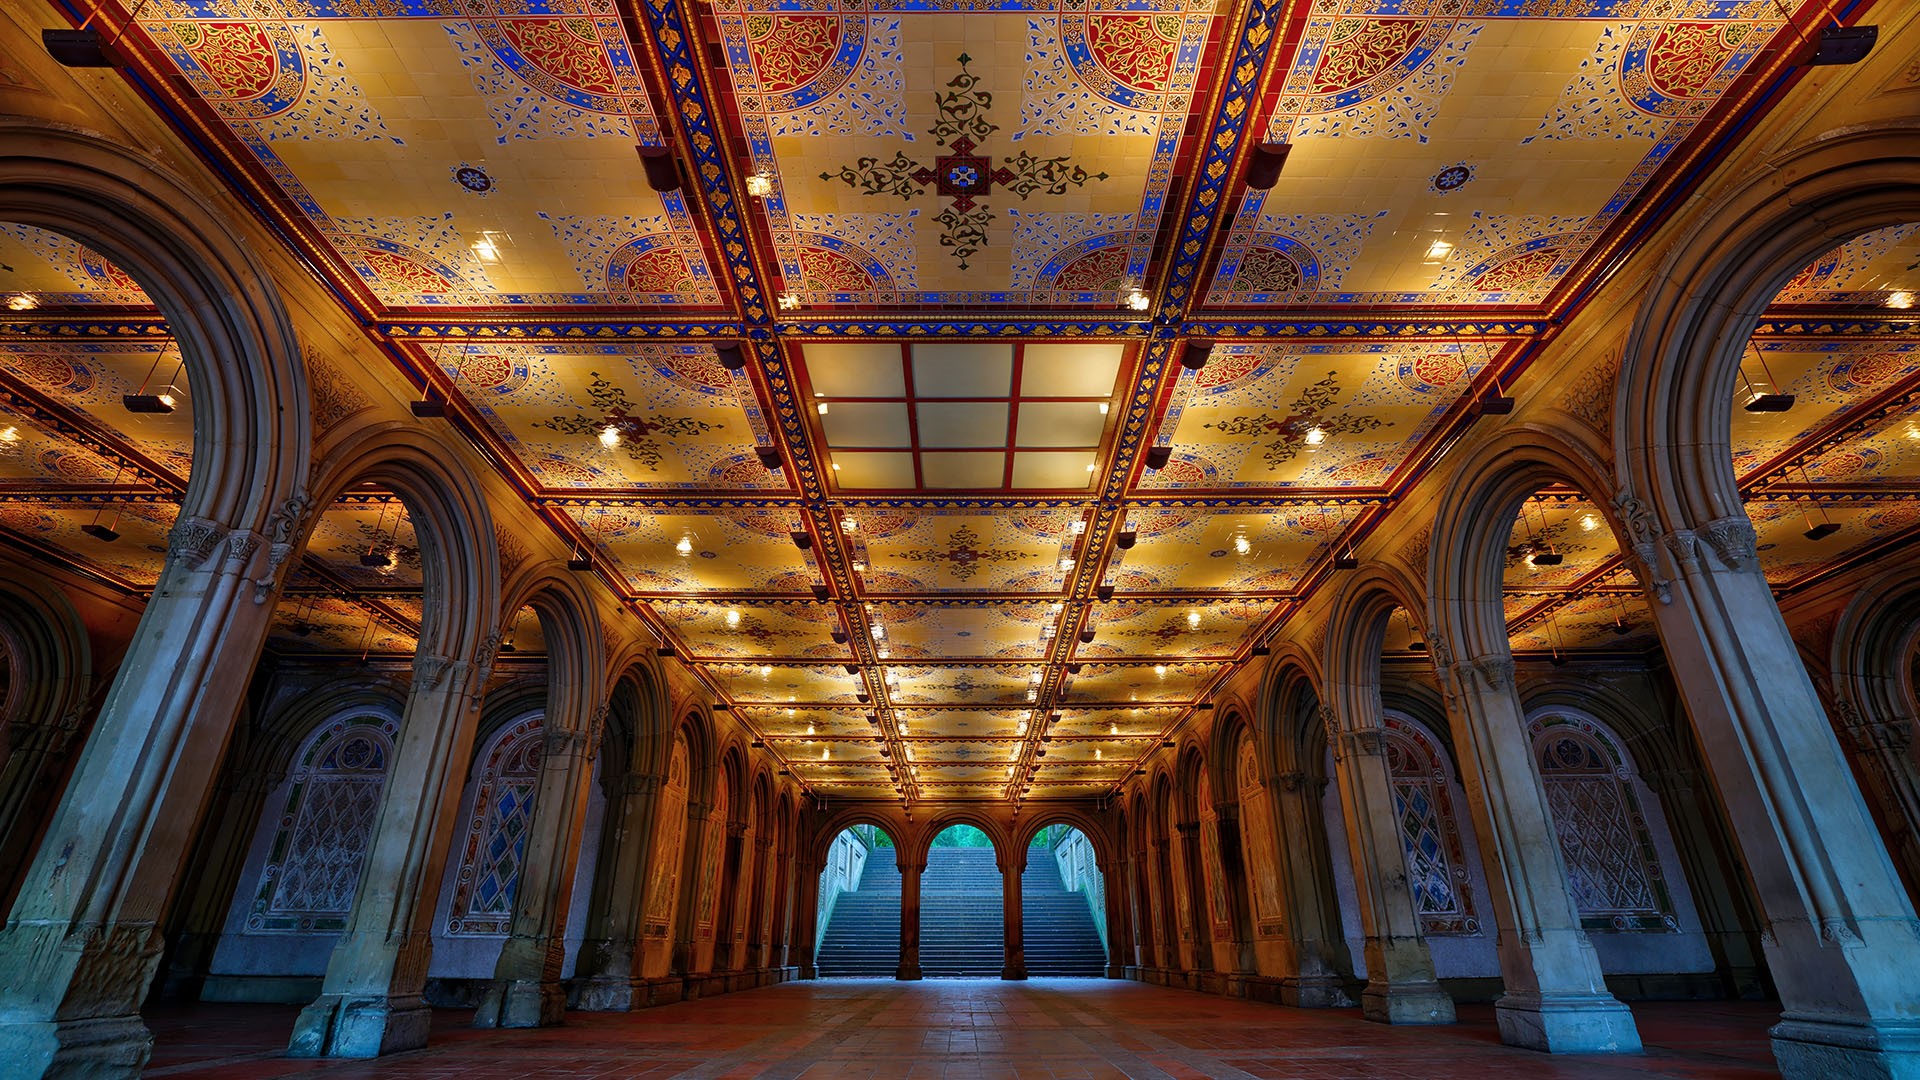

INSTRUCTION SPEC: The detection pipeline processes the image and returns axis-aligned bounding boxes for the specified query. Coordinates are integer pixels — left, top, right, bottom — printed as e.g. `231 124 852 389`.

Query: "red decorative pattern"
456 353 514 390
359 249 453 293
1472 249 1559 292
180 22 276 100
1054 248 1127 292
623 249 696 295
1192 353 1263 391
1311 18 1423 95
747 15 842 94
800 247 876 292
1398 351 1467 392
1229 248 1303 294
13 355 94 394
500 18 620 96
1086 15 1180 94
1645 23 1739 100
1836 352 1906 389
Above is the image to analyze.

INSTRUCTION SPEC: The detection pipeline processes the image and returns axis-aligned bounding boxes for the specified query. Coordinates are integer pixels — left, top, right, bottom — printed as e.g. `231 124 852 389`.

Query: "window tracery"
244 713 395 933
447 713 544 936
1382 713 1479 935
1530 711 1677 932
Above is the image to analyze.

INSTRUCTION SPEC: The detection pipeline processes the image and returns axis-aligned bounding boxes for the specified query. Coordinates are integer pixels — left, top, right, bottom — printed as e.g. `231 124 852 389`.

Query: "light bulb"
5 294 38 312
676 536 693 556
1155 664 1167 677
745 173 773 197
725 609 741 628
1234 535 1250 555
760 665 772 677
1187 611 1201 628
1303 427 1326 446
778 292 801 310
599 425 621 448
1125 288 1150 311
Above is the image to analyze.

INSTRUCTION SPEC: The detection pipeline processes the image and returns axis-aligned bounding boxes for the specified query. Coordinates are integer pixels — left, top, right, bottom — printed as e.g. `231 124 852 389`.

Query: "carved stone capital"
623 772 664 797
1344 728 1387 757
1611 490 1672 604
413 652 455 690
1466 656 1516 694
167 516 228 568
254 489 315 603
1698 515 1758 572
1270 770 1308 795
543 728 586 758
1317 704 1341 759
1662 528 1701 576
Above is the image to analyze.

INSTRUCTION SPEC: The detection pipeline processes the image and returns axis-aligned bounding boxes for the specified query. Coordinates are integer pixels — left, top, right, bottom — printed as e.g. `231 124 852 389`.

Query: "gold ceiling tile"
1053 707 1181 739
1080 600 1269 660
575 508 816 594
1064 662 1220 704
707 663 866 704
654 600 844 660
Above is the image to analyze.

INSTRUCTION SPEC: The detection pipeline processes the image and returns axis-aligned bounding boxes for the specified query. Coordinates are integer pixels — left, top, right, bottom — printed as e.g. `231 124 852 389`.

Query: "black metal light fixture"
638 145 682 192
1243 143 1291 190
810 582 831 600
716 342 748 371
754 446 784 470
1114 529 1137 550
1807 24 1876 65
1180 339 1213 371
1333 553 1359 570
1144 445 1173 470
409 396 448 418
1096 585 1115 601
791 529 813 550
43 27 116 67
80 521 120 542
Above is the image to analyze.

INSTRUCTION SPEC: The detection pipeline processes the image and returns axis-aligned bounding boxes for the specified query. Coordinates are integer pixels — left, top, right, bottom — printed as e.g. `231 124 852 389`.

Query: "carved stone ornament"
1272 770 1307 795
544 728 583 757
306 349 376 432
1611 490 1672 604
1819 917 1864 948
1663 529 1702 579
1559 349 1621 433
1469 656 1516 693
1345 728 1387 757
167 515 228 568
495 524 530 579
255 489 315 603
413 652 453 690
1318 704 1341 760
1403 524 1433 585
1698 515 1758 572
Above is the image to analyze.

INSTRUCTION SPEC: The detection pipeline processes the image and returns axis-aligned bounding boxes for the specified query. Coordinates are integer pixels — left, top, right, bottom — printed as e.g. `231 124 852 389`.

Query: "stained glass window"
243 714 395 934
1382 713 1479 936
1531 711 1677 932
447 714 544 936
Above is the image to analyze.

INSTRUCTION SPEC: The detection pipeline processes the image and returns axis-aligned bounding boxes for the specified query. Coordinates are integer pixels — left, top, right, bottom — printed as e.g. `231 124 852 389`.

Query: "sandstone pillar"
896 853 924 980
1270 770 1355 1007
792 854 820 979
0 527 279 1078
1103 857 1129 978
1325 705 1454 1024
1211 803 1259 977
573 771 663 1011
474 712 603 1029
1441 652 1640 1053
1000 852 1027 981
1632 519 1920 1076
670 801 710 978
288 653 487 1058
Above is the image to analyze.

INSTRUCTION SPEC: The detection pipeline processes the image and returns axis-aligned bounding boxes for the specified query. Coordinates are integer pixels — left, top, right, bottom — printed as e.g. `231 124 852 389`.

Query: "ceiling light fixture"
1144 445 1174 470
598 425 621 448
676 535 694 556
1806 23 1877 65
1180 339 1213 371
43 26 117 67
778 292 802 310
1303 426 1326 447
1243 142 1291 190
638 145 682 192
1888 290 1915 309
1124 287 1151 312
717 343 748 370
1234 534 1251 555
755 446 784 470
726 609 741 628
6 293 39 312
744 173 774 198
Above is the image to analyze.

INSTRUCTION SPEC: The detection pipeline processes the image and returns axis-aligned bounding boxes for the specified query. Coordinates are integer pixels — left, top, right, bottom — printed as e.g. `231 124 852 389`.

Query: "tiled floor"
145 979 1782 1079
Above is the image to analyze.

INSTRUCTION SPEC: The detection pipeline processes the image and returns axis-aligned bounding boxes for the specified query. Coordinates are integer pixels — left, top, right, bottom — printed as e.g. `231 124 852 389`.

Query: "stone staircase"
815 845 1108 978
1021 851 1108 977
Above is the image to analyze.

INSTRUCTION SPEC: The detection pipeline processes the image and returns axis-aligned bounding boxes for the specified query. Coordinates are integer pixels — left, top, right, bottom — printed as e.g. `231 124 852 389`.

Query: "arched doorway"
920 823 1003 977
814 824 901 977
1023 825 1107 976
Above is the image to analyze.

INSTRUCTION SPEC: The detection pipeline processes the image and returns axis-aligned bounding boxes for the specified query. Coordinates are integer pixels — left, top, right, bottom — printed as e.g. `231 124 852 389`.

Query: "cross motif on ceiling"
819 54 1110 270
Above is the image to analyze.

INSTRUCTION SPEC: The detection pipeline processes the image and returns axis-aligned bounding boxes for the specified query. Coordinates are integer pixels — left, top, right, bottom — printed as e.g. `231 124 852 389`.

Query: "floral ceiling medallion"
821 54 1110 269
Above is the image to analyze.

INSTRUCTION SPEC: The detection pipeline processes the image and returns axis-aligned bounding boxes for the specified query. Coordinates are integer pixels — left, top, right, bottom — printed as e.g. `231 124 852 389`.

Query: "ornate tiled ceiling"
3 0 1916 806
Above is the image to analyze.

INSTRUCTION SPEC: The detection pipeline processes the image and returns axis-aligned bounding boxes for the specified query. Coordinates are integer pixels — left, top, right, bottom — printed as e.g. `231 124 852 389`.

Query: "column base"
1771 1016 1920 1080
1361 979 1455 1025
571 974 636 1012
1001 963 1028 980
1281 975 1356 1009
1494 991 1641 1054
0 1014 152 1080
895 963 923 981
289 993 432 1058
474 979 564 1029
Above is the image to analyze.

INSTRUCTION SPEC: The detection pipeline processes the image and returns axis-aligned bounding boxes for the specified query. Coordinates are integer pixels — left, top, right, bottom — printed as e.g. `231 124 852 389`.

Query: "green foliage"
930 824 993 847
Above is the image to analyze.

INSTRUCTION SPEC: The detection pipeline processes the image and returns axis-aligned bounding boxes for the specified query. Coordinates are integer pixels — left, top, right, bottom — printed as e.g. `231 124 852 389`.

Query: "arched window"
1382 714 1480 936
244 715 395 933
1529 711 1678 932
446 713 543 936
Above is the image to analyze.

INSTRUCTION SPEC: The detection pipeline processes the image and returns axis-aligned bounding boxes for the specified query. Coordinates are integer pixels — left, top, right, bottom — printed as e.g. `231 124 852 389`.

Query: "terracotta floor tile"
141 979 1782 1079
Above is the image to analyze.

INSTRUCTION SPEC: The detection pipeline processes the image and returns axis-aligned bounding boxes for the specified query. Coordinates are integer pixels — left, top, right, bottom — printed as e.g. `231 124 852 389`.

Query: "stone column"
0 709 82 904
745 836 775 971
1211 802 1259 978
1628 511 1920 1068
1441 653 1639 1053
792 854 820 979
1632 516 1920 1075
1641 762 1768 1000
1325 705 1455 1025
670 801 710 978
1831 698 1920 891
1173 821 1211 976
1102 857 1129 978
0 526 279 1078
1129 848 1154 971
1269 771 1355 1007
896 852 924 980
1146 838 1172 975
289 653 488 1059
769 844 795 970
712 822 747 973
474 711 603 1029
573 771 663 1011
156 764 284 1001
1001 848 1027 981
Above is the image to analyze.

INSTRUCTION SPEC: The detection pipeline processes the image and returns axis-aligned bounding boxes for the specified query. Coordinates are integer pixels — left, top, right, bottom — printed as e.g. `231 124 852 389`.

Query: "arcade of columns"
2 8 1920 1080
